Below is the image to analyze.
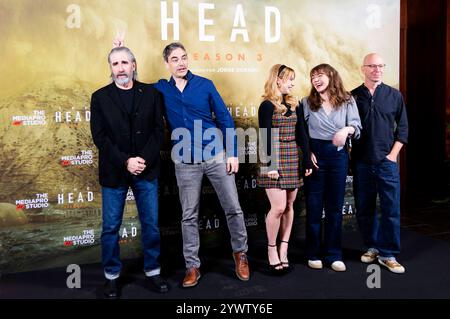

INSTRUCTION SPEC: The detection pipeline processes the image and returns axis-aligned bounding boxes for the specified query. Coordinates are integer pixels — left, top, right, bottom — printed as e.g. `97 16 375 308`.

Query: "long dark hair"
307 63 351 111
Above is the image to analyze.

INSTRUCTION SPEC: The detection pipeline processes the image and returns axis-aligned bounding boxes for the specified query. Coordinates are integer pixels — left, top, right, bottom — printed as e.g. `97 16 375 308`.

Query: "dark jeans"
353 158 401 258
304 139 348 264
101 177 160 278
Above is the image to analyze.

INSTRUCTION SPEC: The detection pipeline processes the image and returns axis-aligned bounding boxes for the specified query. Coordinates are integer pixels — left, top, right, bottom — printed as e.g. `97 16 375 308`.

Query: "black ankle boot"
103 278 120 298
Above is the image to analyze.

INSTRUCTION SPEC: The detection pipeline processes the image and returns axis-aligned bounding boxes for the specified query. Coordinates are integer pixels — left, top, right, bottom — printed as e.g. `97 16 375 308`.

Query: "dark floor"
1 196 449 303
1 226 450 300
402 197 450 242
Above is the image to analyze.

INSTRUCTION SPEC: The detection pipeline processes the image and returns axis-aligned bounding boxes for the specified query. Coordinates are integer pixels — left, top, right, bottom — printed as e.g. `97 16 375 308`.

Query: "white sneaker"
361 249 379 263
308 260 323 269
378 258 405 274
331 261 346 272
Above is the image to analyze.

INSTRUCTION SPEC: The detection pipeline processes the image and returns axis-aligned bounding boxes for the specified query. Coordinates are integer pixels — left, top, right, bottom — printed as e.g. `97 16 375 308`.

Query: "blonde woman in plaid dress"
258 64 313 274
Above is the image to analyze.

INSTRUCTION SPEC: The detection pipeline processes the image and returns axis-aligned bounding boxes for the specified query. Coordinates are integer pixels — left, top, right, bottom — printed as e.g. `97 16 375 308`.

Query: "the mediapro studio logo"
11 110 46 126
63 229 95 246
61 150 94 166
15 193 49 210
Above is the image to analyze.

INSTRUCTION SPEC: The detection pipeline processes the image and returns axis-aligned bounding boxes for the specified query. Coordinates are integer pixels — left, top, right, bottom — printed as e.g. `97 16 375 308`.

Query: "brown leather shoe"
233 251 250 281
182 267 201 288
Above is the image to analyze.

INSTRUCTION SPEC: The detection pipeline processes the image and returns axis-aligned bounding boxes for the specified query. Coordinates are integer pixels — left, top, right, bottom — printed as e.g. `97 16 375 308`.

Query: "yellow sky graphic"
0 0 399 103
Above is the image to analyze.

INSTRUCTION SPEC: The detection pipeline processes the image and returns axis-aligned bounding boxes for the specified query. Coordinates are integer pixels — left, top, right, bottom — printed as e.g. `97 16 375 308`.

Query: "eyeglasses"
363 64 386 69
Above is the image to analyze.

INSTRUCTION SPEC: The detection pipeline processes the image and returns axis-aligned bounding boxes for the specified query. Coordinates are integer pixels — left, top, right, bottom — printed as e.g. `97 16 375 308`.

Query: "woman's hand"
304 168 313 176
332 127 349 147
311 152 319 169
267 170 279 180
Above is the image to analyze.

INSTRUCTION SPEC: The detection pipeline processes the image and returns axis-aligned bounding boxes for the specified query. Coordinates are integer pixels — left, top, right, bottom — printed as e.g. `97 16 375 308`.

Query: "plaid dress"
258 111 301 189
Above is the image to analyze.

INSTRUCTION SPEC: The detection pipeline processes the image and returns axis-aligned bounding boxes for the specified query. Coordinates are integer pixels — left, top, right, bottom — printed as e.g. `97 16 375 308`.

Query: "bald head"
363 53 384 66
361 53 385 85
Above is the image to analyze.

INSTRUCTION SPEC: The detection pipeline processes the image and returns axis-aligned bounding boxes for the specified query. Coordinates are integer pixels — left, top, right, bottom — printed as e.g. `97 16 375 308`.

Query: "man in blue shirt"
351 53 408 274
154 42 250 287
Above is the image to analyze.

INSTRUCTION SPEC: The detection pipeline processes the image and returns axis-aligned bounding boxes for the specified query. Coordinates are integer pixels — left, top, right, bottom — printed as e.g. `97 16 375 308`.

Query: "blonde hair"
262 64 298 114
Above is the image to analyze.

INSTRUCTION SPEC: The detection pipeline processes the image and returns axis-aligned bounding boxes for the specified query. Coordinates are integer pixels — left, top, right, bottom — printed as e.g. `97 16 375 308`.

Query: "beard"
114 74 131 86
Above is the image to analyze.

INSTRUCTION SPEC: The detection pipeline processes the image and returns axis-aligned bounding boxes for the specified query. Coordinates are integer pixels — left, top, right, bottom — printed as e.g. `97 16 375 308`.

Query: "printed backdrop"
0 0 400 273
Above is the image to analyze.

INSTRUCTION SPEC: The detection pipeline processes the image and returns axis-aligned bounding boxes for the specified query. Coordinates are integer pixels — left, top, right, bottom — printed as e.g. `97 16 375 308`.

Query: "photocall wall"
0 0 399 273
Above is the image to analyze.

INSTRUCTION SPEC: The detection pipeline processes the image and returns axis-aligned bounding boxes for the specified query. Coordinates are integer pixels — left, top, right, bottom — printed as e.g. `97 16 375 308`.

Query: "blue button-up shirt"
154 71 237 162
351 82 408 164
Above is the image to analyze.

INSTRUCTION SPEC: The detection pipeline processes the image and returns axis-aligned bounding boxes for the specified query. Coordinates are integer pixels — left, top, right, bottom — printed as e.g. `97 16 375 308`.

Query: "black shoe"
268 263 286 275
268 244 285 276
279 240 290 271
146 275 169 293
282 261 291 269
103 279 120 298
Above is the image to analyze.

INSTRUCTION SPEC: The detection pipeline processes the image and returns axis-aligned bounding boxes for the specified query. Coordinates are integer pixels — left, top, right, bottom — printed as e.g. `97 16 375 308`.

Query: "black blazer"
90 81 164 187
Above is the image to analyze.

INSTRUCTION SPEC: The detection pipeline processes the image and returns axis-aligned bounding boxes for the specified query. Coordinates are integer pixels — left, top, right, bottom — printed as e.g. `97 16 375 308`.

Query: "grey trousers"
175 159 248 269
